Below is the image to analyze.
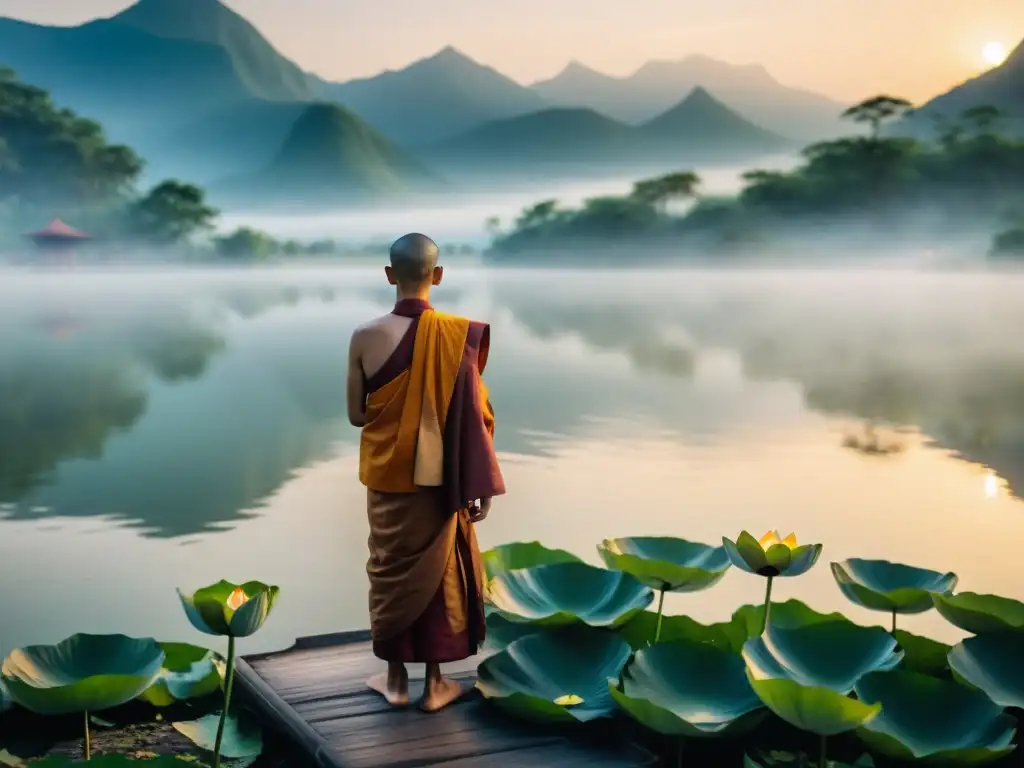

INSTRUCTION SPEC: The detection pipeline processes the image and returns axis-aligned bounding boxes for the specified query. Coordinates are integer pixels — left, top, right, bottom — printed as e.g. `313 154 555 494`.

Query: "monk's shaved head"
389 233 439 286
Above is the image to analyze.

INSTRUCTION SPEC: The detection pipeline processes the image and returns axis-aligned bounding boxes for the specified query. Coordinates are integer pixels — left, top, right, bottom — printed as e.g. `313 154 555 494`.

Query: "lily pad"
893 629 952 679
617 611 745 652
948 633 1024 709
598 536 730 592
172 711 263 759
932 592 1024 634
746 674 881 736
745 751 875 768
1 633 165 715
743 617 902 693
831 559 957 614
482 542 582 580
476 626 631 723
487 562 653 627
610 639 766 737
483 611 547 652
29 758 199 766
139 642 222 707
731 599 848 638
854 669 1016 764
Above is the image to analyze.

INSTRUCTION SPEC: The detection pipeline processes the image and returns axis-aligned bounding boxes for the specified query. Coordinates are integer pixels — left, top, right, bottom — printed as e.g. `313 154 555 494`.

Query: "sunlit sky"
1 0 1022 102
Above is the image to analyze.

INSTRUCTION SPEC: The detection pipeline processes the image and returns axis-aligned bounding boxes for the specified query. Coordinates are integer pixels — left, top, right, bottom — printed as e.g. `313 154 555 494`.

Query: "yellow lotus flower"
226 587 248 611
723 530 821 578
759 531 799 550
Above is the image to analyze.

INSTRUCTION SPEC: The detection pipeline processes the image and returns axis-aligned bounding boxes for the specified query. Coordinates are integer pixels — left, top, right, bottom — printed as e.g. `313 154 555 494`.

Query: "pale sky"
2 0 1023 103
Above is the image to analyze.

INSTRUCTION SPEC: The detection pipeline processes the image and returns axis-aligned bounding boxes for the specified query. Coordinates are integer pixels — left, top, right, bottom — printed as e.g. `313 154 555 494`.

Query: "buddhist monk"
346 233 506 713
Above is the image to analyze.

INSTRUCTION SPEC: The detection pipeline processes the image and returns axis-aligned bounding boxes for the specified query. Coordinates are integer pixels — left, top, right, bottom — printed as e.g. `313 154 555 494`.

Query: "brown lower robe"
359 298 505 664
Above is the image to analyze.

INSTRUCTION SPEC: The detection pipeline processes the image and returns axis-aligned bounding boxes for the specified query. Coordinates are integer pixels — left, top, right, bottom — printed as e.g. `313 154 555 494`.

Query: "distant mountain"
112 0 315 101
0 0 315 155
530 55 846 140
422 87 790 177
638 87 789 154
212 103 436 208
323 47 549 146
909 38 1024 134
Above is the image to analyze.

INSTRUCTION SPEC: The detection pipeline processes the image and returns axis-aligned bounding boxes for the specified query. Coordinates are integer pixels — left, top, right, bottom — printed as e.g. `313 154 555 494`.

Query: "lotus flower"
723 530 822 634
177 580 280 768
932 592 1024 634
610 638 766 738
476 626 631 723
2 633 165 759
830 559 956 632
855 669 1016 764
599 536 731 643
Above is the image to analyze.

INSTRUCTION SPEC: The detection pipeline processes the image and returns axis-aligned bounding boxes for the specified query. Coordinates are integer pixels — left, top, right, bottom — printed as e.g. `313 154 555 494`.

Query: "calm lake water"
1 264 1022 657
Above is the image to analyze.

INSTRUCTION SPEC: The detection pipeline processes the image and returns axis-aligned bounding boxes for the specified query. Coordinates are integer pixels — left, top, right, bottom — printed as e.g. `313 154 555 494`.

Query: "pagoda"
24 219 93 264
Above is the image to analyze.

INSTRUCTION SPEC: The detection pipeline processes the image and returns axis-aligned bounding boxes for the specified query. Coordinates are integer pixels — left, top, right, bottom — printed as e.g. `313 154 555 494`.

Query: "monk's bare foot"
420 676 465 713
367 670 409 707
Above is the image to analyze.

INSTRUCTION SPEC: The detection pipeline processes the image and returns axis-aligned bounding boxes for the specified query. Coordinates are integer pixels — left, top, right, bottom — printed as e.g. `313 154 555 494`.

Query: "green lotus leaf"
730 599 848 640
29 757 200 766
483 611 550 652
610 639 766 737
744 617 902 693
177 579 280 638
0 679 11 713
932 592 1024 634
138 642 222 707
477 625 631 723
744 751 876 768
831 559 957 614
855 669 1016 764
172 711 263 759
893 629 952 679
747 674 881 736
482 542 583 581
597 536 730 592
948 633 1024 709
1 633 165 715
487 562 653 627
617 611 746 652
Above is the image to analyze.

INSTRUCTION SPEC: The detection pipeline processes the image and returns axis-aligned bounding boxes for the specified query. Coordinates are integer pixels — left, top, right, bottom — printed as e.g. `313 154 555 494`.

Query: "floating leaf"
487 562 653 628
477 625 631 723
948 632 1024 709
617 611 744 653
831 559 956 614
172 711 263 759
482 542 582 580
932 592 1024 634
610 639 766 737
855 669 1016 764
139 642 221 707
745 751 875 768
598 536 731 592
1 633 165 715
746 674 880 736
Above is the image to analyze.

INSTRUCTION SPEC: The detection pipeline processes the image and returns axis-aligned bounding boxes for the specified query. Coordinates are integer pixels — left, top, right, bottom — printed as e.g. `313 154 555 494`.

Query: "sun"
981 41 1008 66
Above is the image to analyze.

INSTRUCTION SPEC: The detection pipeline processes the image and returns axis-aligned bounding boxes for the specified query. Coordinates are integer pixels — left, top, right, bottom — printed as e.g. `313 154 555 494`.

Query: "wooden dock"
236 631 655 768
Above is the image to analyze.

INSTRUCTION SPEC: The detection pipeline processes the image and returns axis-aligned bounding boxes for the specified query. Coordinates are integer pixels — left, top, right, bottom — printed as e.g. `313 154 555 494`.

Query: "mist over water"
0 262 1022 655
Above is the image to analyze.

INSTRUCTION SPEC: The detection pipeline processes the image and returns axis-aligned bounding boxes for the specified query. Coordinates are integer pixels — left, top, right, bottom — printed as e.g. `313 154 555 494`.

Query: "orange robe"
359 298 505 663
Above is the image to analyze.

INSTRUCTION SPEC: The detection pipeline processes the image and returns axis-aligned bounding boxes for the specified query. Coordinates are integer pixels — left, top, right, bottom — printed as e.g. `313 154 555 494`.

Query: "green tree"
126 180 218 244
629 171 701 211
842 95 913 139
214 227 279 259
961 105 1005 136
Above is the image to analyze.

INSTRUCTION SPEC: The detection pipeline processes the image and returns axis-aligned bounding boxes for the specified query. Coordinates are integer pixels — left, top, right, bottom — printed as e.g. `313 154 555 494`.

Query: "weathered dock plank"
236 631 653 768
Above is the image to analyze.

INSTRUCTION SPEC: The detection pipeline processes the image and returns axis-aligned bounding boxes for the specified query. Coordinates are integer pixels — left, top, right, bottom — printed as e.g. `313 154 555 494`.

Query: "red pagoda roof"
26 219 93 240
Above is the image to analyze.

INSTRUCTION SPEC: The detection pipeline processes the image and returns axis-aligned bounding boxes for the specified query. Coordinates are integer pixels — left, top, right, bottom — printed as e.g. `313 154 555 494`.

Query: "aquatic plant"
177 580 279 768
486 561 653 628
476 626 631 722
743 615 901 766
830 559 957 632
598 536 730 643
138 642 222 707
482 541 582 580
948 633 1024 709
932 591 1024 634
745 752 875 768
722 530 822 634
610 638 766 737
854 669 1017 764
1 633 165 760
